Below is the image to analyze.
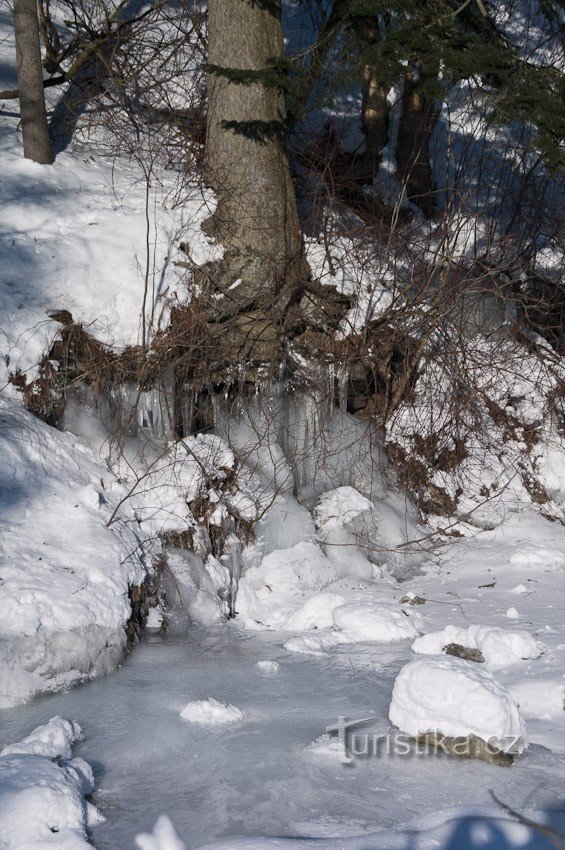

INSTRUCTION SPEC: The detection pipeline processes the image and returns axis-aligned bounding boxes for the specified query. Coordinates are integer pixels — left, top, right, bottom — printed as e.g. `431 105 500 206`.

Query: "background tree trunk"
14 0 53 164
396 67 437 217
204 0 308 315
353 18 388 172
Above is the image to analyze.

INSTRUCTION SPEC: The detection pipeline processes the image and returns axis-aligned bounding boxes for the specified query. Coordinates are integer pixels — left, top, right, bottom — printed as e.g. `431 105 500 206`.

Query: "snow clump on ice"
180 698 244 725
256 660 280 674
412 624 540 670
389 656 526 754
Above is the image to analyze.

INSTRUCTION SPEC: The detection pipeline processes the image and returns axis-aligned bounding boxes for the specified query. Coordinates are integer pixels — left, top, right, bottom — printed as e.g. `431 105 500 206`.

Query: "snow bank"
0 717 102 849
333 602 422 643
412 624 541 670
0 397 146 707
0 12 220 387
235 542 337 629
180 699 244 725
389 656 526 753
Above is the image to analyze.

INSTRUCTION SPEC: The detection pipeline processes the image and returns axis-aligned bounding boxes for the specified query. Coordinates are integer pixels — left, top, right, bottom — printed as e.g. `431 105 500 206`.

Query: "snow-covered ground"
2 3 565 850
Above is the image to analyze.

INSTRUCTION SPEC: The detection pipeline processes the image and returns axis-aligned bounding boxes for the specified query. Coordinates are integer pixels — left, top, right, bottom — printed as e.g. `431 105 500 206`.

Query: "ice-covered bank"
0 618 563 850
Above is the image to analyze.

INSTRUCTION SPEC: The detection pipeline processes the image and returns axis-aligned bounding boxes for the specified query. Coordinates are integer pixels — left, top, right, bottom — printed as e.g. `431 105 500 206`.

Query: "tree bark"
396 67 437 217
13 0 53 164
204 0 308 315
353 18 388 170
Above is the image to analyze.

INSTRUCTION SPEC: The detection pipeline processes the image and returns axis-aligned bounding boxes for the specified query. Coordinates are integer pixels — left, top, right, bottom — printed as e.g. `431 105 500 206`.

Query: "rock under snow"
389 656 526 754
180 699 244 725
411 624 540 670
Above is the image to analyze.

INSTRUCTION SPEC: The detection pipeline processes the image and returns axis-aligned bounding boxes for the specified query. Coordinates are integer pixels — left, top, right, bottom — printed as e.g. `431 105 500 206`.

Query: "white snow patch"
180 699 244 725
136 815 187 850
509 678 564 720
255 660 279 674
303 734 344 759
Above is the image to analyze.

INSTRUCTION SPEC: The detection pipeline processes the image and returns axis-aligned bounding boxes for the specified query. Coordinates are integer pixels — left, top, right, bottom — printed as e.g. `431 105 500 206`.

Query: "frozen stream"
1 624 563 850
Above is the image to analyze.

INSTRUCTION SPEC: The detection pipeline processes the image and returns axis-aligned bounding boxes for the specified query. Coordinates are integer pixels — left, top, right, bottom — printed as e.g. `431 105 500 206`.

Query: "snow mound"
180 699 244 725
285 592 348 630
256 660 280 674
283 632 344 656
389 656 526 753
303 734 343 759
333 602 422 643
0 717 102 849
412 624 541 670
235 542 337 630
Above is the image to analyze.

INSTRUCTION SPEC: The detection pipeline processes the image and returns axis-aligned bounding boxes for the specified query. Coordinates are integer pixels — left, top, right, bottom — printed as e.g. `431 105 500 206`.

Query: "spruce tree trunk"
204 0 308 315
14 0 53 164
396 67 437 217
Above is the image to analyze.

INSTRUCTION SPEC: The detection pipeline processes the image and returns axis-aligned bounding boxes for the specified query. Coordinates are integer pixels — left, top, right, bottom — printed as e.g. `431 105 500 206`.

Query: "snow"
255 660 279 674
0 9 220 388
411 624 541 670
389 656 526 754
0 4 564 849
235 542 338 629
170 807 562 850
333 602 422 643
180 698 244 725
136 816 187 850
0 716 102 850
0 396 146 708
1 716 80 759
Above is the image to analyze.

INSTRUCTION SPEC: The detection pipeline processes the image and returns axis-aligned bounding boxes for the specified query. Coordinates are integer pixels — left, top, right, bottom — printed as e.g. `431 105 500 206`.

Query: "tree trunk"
396 67 437 217
13 0 53 164
353 18 388 172
204 0 308 316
